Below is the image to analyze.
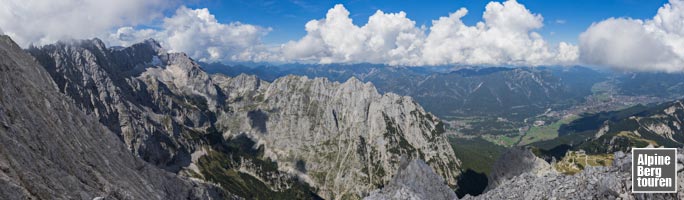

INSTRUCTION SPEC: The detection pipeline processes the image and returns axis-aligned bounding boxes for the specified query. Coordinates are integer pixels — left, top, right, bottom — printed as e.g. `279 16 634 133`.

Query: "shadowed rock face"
486 147 553 191
28 38 462 199
28 39 216 172
364 158 458 200
363 146 684 199
466 150 684 200
0 35 229 199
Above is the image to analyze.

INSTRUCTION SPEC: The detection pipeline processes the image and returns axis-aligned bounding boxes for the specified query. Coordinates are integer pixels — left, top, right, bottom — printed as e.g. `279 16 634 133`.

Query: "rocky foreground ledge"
364 157 458 200
466 149 683 200
364 148 684 200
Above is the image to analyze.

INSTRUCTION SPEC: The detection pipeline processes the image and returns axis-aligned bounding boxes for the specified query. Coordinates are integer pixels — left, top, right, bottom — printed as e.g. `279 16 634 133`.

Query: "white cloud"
579 0 684 72
282 0 577 66
422 1 577 66
3 0 578 66
109 27 159 47
108 6 275 63
0 0 171 47
281 5 425 65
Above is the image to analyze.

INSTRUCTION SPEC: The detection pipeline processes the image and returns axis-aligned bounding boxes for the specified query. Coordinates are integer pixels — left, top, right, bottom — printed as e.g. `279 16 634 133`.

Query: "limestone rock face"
28 39 220 172
214 74 461 199
28 38 461 199
0 35 229 199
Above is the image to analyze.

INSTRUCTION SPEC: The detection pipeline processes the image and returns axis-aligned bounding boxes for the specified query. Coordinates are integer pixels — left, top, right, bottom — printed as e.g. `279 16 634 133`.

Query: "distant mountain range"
200 62 607 122
4 32 684 199
532 98 684 155
202 62 684 116
23 37 460 199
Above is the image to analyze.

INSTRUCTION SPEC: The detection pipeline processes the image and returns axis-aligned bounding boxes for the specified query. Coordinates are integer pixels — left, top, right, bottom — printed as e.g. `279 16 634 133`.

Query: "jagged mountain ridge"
0 35 229 199
29 38 220 172
578 99 684 153
201 62 604 120
531 98 684 155
28 38 461 199
213 74 460 198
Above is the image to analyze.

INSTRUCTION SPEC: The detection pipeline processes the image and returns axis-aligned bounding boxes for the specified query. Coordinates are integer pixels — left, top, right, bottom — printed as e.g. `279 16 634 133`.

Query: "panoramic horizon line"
2 0 683 72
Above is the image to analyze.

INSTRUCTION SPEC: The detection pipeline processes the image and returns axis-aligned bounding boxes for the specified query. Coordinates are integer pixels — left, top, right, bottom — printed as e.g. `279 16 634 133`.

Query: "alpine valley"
3 31 684 199
7 0 684 199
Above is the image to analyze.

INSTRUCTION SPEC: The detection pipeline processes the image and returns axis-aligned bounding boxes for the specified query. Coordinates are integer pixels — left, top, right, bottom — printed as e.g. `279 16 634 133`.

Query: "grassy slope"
554 151 613 175
519 115 579 146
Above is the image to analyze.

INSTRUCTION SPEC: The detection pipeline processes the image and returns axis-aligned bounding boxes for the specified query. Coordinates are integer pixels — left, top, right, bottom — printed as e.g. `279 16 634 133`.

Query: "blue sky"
189 0 669 44
4 0 683 71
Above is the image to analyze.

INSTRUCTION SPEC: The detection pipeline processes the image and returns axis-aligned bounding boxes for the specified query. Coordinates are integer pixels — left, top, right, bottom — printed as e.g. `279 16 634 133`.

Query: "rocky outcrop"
213 74 461 199
466 150 684 200
28 38 461 199
486 147 554 191
0 35 230 199
28 39 219 172
363 145 684 200
364 157 458 200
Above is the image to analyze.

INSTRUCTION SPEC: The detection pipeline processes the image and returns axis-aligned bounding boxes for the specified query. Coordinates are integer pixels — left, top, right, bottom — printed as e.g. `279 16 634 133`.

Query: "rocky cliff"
213 74 461 198
28 38 461 199
0 35 229 199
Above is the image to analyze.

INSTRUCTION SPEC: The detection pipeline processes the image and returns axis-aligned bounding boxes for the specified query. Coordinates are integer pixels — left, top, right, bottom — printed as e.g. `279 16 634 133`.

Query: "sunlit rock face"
28 38 461 199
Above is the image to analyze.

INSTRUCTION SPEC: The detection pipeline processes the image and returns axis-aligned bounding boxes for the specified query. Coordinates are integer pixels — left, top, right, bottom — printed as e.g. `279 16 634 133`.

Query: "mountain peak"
0 34 226 199
137 38 163 52
57 37 108 50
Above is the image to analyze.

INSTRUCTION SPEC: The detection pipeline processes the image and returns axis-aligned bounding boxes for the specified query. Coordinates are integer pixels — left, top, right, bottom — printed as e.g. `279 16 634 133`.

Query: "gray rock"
486 147 554 191
214 74 462 199
465 149 684 200
28 38 462 199
364 157 458 200
0 35 231 199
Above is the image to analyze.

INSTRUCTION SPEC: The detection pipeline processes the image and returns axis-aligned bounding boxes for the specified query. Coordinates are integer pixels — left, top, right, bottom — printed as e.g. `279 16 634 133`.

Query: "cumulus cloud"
108 6 275 63
579 0 684 72
422 1 577 66
282 5 426 65
0 0 171 47
3 0 578 66
282 0 577 66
